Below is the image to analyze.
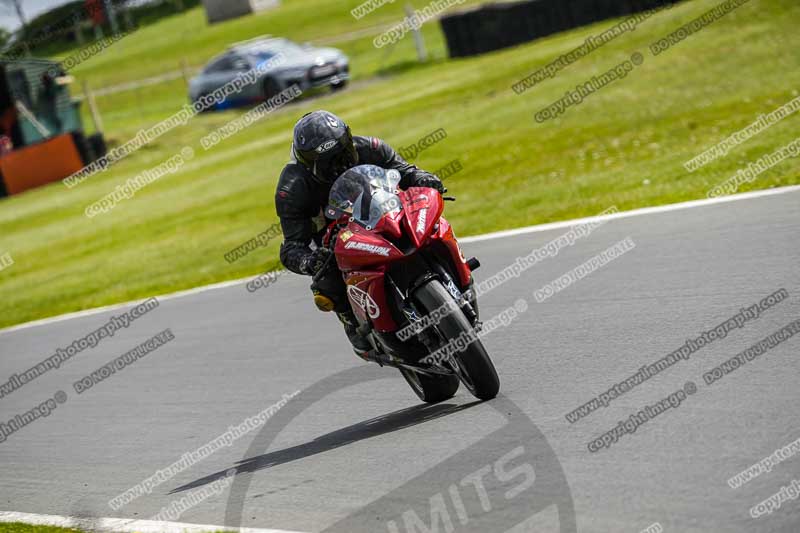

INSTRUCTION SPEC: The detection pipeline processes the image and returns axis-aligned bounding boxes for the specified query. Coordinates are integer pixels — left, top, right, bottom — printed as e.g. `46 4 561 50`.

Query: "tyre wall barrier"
440 0 677 58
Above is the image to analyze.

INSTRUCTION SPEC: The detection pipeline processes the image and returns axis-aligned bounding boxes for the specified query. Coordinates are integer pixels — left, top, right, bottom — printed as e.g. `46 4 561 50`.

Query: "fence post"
123 7 135 31
74 19 84 45
180 58 191 87
82 80 104 134
405 3 428 62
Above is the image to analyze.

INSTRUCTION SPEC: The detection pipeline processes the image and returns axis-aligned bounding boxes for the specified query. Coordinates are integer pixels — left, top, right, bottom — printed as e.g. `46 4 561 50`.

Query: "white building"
201 0 280 24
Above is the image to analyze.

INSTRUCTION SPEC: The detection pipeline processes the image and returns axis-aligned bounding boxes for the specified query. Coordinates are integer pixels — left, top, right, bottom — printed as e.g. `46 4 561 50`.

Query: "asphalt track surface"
1 189 799 533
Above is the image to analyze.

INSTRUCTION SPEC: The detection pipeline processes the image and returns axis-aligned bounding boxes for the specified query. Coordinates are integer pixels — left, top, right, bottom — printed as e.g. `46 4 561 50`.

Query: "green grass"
0 523 227 533
0 524 82 533
59 0 482 86
0 0 798 329
66 0 487 136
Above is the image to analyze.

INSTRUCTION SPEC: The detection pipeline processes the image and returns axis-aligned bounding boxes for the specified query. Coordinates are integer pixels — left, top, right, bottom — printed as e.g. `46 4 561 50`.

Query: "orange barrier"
0 134 85 195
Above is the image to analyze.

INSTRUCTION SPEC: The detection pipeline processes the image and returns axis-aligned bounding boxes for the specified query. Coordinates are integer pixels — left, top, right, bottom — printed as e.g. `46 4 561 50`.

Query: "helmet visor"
313 140 358 183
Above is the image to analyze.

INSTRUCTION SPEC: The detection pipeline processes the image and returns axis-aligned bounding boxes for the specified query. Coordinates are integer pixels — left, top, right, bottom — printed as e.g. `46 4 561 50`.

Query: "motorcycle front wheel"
413 280 500 400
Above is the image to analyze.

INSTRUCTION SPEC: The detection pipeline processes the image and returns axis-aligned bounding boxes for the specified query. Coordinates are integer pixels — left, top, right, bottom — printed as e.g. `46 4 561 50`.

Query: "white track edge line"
458 184 800 243
2 184 798 336
0 511 309 533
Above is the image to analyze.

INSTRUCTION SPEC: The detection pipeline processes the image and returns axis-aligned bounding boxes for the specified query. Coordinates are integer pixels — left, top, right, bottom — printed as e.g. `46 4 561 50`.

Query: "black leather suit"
275 135 443 313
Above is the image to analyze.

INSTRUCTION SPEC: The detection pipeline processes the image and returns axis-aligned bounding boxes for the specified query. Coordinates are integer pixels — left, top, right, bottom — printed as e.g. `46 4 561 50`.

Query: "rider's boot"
337 310 372 358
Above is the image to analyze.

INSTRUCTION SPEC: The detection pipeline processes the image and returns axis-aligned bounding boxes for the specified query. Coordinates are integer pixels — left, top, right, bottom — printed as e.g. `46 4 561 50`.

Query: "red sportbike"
319 165 499 402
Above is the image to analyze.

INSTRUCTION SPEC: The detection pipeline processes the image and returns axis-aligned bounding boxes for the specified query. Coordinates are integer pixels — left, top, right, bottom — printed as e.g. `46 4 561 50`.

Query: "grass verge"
0 0 798 329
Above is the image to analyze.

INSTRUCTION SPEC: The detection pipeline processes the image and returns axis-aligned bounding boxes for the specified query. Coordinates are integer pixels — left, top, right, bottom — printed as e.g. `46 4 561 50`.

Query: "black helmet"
292 110 359 185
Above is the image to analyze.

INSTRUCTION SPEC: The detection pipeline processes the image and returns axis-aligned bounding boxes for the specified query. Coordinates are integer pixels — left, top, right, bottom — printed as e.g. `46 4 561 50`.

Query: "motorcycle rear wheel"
399 368 459 403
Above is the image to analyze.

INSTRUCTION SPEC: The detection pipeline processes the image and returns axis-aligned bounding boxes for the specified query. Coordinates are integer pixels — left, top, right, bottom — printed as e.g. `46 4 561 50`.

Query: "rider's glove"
301 247 333 276
415 175 447 195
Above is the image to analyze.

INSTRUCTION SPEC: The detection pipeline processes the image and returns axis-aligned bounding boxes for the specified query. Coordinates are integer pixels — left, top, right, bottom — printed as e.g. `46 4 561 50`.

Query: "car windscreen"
249 51 276 63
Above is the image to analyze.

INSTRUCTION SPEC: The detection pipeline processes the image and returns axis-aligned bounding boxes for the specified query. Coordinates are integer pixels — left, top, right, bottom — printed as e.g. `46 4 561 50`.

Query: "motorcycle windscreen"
327 167 402 229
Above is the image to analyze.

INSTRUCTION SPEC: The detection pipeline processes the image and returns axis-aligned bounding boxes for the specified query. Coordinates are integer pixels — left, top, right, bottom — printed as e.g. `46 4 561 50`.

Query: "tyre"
331 80 349 91
414 280 500 400
69 131 93 166
193 93 215 112
399 367 459 403
88 133 107 160
263 77 281 100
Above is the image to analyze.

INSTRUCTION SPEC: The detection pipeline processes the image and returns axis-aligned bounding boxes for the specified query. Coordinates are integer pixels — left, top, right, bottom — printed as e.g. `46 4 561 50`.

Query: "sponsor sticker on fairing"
347 285 380 318
344 240 391 256
416 208 428 234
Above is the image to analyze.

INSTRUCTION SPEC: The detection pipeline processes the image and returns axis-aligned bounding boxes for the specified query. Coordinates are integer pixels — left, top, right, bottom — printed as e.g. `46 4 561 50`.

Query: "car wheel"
331 80 349 91
192 93 215 112
263 77 281 100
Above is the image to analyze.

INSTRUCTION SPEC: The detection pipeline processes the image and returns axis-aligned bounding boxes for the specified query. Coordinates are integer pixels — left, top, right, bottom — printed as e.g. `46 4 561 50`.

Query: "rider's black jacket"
275 135 442 275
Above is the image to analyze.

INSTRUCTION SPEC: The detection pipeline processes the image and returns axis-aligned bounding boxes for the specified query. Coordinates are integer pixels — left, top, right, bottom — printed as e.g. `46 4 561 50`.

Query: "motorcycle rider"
275 110 446 356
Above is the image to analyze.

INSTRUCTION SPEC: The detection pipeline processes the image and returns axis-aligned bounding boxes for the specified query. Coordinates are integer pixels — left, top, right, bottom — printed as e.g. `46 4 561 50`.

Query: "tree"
0 0 26 56
0 27 10 49
0 0 27 33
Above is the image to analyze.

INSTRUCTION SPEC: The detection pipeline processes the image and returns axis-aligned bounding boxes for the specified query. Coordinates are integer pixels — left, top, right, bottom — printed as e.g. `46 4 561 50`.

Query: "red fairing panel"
401 188 444 249
344 271 399 332
433 217 472 287
334 222 404 272
332 188 470 333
